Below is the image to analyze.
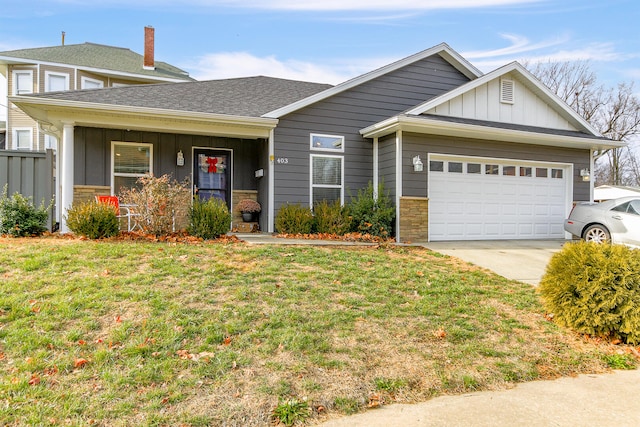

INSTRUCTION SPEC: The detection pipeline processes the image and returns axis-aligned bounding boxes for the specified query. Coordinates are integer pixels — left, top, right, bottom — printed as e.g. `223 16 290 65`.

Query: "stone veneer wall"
74 185 111 204
398 197 429 243
232 190 259 228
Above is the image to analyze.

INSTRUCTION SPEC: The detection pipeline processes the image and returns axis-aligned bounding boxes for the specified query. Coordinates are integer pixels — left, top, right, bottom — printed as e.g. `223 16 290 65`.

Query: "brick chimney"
143 26 155 70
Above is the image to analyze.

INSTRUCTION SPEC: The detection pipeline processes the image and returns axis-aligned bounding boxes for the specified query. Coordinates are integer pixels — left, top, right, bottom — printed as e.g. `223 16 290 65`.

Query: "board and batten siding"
401 132 591 201
427 72 576 131
73 127 265 192
272 54 471 210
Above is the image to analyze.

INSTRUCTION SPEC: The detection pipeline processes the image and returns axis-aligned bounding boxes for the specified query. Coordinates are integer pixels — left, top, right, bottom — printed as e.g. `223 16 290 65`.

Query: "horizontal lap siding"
402 133 591 201
378 135 397 201
74 127 264 191
274 54 470 209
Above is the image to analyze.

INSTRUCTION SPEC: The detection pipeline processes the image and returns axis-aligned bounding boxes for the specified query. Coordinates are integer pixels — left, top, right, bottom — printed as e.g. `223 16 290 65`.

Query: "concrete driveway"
422 239 568 285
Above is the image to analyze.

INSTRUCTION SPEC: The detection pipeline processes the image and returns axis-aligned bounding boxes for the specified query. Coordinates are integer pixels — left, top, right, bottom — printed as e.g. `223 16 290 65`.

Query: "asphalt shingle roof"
418 114 607 140
28 76 334 117
0 42 193 81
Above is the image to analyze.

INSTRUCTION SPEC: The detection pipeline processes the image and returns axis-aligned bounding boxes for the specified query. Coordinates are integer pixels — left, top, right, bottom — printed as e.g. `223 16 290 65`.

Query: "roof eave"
0 55 192 83
10 96 278 139
360 115 624 151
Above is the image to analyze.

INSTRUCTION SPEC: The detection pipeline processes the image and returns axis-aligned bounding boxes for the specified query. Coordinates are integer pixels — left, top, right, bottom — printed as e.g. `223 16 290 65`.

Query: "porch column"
395 130 403 243
268 129 275 233
60 122 75 234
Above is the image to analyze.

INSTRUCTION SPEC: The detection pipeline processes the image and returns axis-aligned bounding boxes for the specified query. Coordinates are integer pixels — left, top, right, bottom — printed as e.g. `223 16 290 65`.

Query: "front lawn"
0 238 628 426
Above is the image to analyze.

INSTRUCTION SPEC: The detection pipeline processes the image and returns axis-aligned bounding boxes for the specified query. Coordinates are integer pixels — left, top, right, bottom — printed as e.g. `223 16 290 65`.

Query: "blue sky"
1 0 639 121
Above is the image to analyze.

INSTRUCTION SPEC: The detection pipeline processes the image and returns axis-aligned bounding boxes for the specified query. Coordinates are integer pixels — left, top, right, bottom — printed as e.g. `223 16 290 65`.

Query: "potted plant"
236 199 261 222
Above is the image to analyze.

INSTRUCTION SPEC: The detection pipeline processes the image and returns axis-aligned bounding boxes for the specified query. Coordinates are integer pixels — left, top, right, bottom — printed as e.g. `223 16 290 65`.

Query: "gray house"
10 43 623 242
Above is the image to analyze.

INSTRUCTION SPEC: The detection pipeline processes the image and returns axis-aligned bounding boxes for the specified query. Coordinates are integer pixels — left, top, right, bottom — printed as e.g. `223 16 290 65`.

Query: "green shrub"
188 198 231 239
275 203 314 234
539 241 640 344
119 174 191 236
0 185 51 237
313 199 352 235
65 201 120 239
347 181 395 238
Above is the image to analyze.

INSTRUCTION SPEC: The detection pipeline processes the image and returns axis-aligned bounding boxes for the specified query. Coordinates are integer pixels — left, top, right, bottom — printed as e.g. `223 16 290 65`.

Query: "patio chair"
95 195 142 232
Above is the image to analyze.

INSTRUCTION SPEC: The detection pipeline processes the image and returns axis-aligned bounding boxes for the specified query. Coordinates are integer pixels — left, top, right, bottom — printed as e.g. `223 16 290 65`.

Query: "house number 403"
276 157 289 164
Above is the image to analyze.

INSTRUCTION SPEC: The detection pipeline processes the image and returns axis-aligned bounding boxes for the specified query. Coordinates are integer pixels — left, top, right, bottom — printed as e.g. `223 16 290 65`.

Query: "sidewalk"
319 369 640 426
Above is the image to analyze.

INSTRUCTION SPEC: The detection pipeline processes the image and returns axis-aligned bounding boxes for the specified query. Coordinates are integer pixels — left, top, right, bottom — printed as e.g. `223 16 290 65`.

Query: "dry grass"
0 237 633 426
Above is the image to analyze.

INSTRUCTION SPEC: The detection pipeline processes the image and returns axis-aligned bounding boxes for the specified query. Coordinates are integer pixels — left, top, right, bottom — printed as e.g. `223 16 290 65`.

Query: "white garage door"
428 155 570 241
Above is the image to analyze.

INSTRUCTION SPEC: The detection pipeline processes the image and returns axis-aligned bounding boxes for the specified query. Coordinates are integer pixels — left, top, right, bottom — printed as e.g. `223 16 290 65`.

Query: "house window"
112 142 153 193
45 72 69 92
13 70 33 95
81 77 104 89
311 154 343 206
310 133 344 152
13 128 32 150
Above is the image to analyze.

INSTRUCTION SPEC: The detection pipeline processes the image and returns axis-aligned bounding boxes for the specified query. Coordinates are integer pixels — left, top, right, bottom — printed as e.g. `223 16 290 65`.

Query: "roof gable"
406 62 601 136
263 42 482 119
0 42 193 82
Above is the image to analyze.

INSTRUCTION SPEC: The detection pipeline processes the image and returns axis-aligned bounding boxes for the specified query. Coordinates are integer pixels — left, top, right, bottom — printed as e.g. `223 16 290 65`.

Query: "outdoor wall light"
177 150 184 166
580 168 590 181
413 155 424 172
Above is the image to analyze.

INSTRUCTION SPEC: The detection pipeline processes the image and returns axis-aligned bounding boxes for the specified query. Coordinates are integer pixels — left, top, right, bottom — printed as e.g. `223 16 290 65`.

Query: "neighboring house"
9 43 624 241
594 185 640 201
0 121 5 149
0 26 193 151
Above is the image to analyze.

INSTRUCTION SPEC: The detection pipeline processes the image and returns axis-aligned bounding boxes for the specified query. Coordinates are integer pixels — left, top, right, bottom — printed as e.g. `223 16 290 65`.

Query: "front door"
193 148 232 209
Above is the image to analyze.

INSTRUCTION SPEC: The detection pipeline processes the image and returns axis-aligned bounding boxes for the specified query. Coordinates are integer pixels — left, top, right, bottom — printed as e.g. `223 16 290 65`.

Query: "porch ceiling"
10 96 278 139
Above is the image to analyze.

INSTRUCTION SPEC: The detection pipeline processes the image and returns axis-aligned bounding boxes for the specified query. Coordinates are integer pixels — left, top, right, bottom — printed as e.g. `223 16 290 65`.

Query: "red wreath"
206 156 218 173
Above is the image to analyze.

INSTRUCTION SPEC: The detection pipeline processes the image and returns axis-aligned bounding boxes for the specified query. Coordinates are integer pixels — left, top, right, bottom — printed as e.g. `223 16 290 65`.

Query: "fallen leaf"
223 336 232 346
433 328 447 339
114 315 122 323
78 340 86 346
74 358 89 368
28 374 41 385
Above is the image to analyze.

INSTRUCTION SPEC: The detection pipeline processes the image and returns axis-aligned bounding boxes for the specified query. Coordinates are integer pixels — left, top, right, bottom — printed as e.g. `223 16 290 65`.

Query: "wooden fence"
0 149 55 230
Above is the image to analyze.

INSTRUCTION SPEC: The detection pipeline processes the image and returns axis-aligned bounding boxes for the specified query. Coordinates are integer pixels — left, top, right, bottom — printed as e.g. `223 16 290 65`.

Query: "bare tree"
527 61 640 186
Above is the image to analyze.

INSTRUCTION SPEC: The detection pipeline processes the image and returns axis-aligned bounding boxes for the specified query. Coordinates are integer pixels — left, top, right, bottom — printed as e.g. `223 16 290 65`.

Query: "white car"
564 196 640 247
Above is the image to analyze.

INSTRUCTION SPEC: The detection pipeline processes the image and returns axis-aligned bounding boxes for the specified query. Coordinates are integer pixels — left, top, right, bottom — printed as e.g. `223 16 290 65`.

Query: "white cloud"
462 34 628 72
188 51 387 84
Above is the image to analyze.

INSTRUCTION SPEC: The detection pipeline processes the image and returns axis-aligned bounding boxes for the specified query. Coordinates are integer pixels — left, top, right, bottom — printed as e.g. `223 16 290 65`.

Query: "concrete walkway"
234 234 640 426
422 239 567 286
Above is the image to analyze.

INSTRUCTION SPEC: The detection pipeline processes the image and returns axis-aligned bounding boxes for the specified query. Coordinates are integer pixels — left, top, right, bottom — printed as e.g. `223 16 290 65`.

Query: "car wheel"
583 224 611 243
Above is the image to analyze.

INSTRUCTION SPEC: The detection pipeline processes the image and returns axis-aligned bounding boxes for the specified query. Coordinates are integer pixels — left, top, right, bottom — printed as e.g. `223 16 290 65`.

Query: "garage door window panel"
448 162 463 173
430 160 444 172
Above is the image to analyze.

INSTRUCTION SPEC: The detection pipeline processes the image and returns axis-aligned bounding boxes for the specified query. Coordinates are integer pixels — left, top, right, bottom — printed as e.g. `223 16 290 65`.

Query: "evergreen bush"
313 199 352 235
0 185 51 237
65 201 120 239
539 241 640 344
347 181 395 238
275 203 314 234
188 198 231 239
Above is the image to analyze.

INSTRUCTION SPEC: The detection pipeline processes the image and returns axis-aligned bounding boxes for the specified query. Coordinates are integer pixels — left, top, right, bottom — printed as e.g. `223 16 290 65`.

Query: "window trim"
309 153 344 207
111 141 153 194
13 127 33 150
44 71 70 92
81 76 104 90
310 133 345 153
12 69 34 95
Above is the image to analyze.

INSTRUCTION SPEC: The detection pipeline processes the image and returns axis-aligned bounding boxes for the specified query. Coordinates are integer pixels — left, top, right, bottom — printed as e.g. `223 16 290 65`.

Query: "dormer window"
500 79 514 104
